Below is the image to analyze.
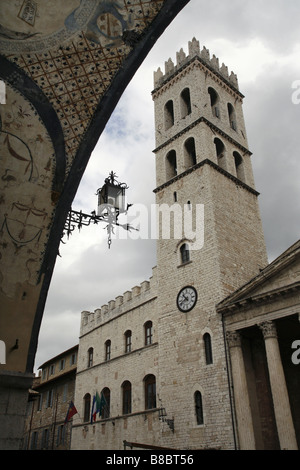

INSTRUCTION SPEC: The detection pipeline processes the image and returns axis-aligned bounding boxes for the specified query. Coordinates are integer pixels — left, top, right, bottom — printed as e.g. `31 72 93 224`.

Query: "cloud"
34 0 300 371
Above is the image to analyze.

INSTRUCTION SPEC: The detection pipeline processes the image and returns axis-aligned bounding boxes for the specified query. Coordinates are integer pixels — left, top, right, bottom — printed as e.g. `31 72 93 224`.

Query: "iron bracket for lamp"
61 172 138 249
158 407 174 433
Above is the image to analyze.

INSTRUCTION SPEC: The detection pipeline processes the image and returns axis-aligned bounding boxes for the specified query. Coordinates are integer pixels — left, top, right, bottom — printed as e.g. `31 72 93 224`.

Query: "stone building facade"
71 39 298 450
23 345 78 450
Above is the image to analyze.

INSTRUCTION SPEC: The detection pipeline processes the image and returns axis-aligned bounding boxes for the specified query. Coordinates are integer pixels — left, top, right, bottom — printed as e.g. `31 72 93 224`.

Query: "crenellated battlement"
153 37 239 91
80 267 158 335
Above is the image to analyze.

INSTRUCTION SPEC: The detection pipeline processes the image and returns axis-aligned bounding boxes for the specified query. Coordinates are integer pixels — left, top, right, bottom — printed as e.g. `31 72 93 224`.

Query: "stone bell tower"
151 38 268 449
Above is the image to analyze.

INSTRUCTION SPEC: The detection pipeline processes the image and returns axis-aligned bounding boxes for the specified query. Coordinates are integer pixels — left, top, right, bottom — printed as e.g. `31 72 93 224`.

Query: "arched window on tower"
180 243 190 264
122 381 132 415
164 100 174 130
180 88 192 118
184 137 196 168
208 87 220 118
194 391 204 425
228 103 237 130
83 393 91 422
233 151 245 182
166 150 177 180
203 333 213 365
214 138 226 170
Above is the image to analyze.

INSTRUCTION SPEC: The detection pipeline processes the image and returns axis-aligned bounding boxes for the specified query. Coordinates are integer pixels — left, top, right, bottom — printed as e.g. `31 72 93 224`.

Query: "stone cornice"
152 116 251 156
217 240 300 313
217 281 300 315
153 158 259 196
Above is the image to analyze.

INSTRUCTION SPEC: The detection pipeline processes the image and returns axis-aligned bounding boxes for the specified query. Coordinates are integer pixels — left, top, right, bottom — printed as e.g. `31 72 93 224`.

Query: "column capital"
259 320 277 339
226 330 242 348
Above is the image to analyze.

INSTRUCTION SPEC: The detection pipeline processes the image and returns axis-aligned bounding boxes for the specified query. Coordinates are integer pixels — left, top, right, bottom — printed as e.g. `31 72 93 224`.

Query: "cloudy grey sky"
34 0 300 371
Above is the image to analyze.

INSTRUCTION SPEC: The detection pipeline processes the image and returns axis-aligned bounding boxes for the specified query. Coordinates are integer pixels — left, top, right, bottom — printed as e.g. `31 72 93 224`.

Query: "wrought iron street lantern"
158 407 174 432
97 172 127 213
62 171 137 248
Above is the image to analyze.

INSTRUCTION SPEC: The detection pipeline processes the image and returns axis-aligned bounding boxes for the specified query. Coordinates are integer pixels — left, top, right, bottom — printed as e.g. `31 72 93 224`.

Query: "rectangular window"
105 341 111 361
41 429 49 450
37 393 43 411
70 353 77 365
46 389 53 408
30 431 38 450
56 425 65 447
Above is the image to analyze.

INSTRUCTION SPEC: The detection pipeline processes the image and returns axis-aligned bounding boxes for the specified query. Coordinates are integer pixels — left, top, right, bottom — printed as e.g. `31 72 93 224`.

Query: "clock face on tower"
176 286 197 312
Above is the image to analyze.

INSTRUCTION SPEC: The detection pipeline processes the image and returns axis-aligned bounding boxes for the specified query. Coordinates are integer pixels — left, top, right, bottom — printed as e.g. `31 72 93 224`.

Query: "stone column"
259 321 298 450
0 370 34 450
226 331 256 450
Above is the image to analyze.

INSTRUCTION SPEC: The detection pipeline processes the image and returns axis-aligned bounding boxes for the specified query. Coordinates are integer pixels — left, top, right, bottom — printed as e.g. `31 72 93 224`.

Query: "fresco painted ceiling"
0 0 189 373
1 0 179 177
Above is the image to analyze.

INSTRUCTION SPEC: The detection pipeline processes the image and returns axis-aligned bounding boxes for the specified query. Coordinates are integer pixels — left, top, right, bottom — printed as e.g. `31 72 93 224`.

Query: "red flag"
64 401 78 423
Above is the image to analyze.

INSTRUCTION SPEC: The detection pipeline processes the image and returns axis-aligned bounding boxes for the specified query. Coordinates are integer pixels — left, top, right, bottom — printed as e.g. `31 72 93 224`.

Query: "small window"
166 150 177 180
194 391 204 425
122 381 132 415
70 353 77 365
180 243 190 264
83 393 91 422
144 374 156 410
56 424 65 447
59 359 65 371
87 348 93 368
105 340 111 361
228 103 237 130
214 138 226 170
145 321 153 345
46 389 53 408
101 388 110 419
37 393 43 411
184 137 196 168
41 428 49 450
180 88 192 118
208 87 220 118
125 330 132 353
164 100 174 130
203 333 213 365
49 364 55 375
30 431 38 450
233 151 245 182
